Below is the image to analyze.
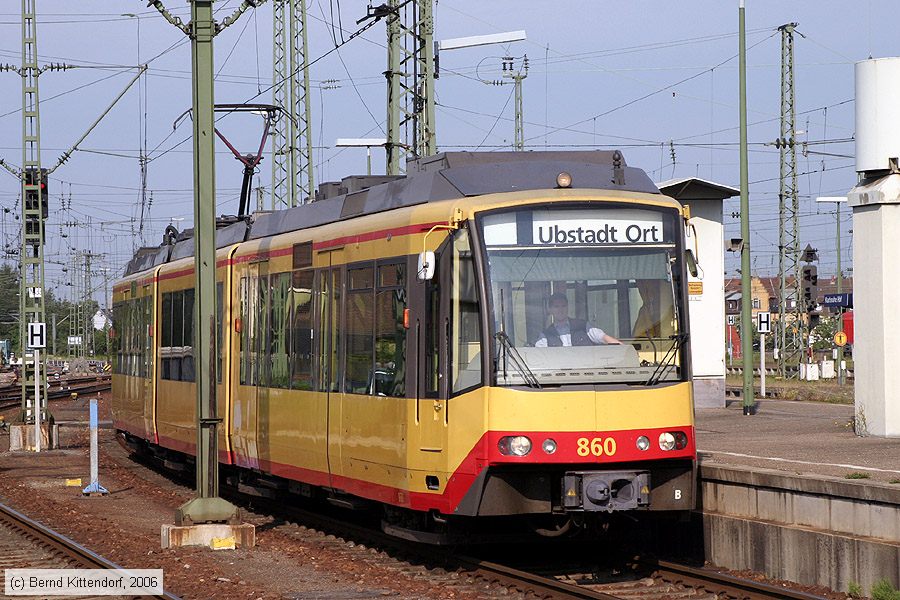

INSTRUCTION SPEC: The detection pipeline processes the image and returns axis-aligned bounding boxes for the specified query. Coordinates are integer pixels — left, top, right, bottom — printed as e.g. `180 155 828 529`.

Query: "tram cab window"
480 207 683 387
451 230 482 395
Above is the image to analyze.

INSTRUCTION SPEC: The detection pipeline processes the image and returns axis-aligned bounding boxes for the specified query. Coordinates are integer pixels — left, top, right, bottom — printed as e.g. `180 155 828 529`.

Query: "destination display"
482 208 672 246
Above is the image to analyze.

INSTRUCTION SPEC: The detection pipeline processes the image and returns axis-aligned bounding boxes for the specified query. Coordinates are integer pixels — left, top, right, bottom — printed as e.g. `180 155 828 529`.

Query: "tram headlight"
636 435 650 451
498 436 532 457
658 432 676 451
541 438 557 454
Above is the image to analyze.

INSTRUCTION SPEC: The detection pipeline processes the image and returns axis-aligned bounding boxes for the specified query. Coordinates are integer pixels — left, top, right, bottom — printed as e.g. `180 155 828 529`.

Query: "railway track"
0 500 179 599
119 440 835 600
0 377 110 412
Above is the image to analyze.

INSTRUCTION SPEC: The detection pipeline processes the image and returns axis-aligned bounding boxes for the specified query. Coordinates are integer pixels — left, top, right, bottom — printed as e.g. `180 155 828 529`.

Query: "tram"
112 151 697 541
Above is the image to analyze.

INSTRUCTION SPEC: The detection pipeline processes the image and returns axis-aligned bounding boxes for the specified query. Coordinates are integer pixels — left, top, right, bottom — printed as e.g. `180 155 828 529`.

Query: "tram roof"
124 151 660 276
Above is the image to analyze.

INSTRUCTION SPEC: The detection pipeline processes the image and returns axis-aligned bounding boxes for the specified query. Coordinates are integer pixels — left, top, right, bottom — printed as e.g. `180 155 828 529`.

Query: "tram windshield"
480 206 684 387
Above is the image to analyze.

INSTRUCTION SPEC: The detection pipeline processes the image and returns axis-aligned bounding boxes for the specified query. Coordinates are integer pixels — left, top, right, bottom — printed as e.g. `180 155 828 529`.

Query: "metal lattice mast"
776 23 800 378
385 0 435 175
83 252 95 357
70 252 80 357
272 0 314 207
68 253 77 356
19 0 47 416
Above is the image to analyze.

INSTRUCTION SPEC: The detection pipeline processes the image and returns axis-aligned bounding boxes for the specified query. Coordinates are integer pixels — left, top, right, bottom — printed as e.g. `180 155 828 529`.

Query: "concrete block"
870 502 900 542
9 423 58 451
161 523 255 550
693 378 726 408
717 482 755 518
755 487 792 523
792 492 829 530
830 497 868 537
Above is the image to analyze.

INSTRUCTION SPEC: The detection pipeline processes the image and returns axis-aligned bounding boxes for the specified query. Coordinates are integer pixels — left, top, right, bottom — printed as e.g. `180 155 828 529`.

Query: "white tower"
848 57 900 437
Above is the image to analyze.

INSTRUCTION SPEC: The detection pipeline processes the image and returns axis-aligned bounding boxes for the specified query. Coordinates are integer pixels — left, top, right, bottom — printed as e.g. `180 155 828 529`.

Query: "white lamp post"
335 138 387 176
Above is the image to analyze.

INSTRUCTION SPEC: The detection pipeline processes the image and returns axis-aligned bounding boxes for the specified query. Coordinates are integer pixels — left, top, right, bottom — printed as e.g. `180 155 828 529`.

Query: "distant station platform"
696 399 900 484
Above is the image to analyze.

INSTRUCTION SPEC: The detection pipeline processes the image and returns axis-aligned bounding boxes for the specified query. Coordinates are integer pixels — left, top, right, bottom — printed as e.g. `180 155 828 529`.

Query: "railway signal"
801 265 817 307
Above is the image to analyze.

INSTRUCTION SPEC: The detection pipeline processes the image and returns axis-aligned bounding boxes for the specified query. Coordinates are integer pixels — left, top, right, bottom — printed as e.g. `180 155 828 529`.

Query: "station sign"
27 322 46 349
823 293 853 308
756 311 771 334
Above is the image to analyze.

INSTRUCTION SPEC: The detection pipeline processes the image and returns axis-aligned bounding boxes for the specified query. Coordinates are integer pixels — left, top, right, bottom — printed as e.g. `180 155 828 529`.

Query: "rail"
132 452 831 600
0 500 180 599
0 376 110 411
645 558 831 600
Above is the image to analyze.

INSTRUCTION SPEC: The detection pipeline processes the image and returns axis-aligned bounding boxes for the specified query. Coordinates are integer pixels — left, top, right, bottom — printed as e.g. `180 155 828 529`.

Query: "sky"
0 0 894 306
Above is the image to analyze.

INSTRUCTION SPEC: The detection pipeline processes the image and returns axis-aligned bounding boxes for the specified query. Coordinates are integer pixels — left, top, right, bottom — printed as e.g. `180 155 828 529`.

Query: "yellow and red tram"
112 151 696 540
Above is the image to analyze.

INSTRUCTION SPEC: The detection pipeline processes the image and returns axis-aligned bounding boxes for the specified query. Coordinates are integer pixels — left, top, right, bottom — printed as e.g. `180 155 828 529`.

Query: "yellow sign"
688 281 703 295
834 331 848 347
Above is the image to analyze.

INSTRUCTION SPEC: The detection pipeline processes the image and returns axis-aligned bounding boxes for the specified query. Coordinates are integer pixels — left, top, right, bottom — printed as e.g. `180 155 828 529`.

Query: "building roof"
657 177 740 201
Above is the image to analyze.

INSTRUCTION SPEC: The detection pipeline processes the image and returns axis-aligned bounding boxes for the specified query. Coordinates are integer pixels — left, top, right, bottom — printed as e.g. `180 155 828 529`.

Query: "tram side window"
216 282 223 384
375 262 406 397
161 293 173 379
291 269 314 390
112 302 122 375
345 265 375 394
451 230 482 394
182 288 195 382
316 269 342 393
160 289 195 382
123 300 133 376
239 277 250 385
269 272 291 389
140 295 151 379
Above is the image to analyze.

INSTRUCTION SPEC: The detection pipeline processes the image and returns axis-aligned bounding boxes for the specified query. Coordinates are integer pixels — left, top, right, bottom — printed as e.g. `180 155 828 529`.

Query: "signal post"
151 0 257 549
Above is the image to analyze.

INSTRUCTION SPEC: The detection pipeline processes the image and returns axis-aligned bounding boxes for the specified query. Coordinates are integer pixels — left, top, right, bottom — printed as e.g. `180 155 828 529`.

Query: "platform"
695 398 900 595
696 399 900 484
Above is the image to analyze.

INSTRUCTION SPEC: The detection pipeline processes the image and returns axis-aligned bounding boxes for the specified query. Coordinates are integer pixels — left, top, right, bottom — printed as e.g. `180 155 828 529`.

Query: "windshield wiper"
645 332 688 386
495 332 542 389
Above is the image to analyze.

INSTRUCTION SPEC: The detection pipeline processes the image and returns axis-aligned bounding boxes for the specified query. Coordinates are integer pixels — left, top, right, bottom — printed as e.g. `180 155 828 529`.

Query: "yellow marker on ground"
210 537 236 550
65 478 82 487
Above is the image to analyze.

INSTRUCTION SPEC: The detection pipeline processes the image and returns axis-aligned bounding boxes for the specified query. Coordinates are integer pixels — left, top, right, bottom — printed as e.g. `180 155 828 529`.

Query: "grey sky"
0 1 892 303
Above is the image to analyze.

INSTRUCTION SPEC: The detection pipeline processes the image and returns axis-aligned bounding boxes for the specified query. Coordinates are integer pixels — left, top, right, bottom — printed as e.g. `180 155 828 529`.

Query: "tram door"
142 281 155 441
320 261 342 489
233 261 264 469
417 240 448 457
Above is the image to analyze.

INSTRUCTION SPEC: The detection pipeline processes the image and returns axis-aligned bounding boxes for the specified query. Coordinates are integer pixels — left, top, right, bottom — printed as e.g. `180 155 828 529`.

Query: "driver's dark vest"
543 318 592 347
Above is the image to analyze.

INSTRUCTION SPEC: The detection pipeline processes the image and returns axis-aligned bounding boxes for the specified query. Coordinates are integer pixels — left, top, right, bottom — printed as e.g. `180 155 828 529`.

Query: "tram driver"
534 293 621 347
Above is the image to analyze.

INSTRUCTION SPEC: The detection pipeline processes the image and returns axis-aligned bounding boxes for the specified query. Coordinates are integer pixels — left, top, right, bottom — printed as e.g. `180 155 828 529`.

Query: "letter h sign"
756 312 771 334
27 322 46 348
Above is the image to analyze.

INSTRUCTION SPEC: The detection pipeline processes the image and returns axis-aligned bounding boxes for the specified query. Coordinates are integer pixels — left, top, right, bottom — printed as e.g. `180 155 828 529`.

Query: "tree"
811 315 840 351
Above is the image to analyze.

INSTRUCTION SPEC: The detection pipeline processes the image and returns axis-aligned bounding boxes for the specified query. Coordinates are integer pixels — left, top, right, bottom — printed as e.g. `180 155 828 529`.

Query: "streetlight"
335 138 387 176
816 195 848 384
436 31 527 149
